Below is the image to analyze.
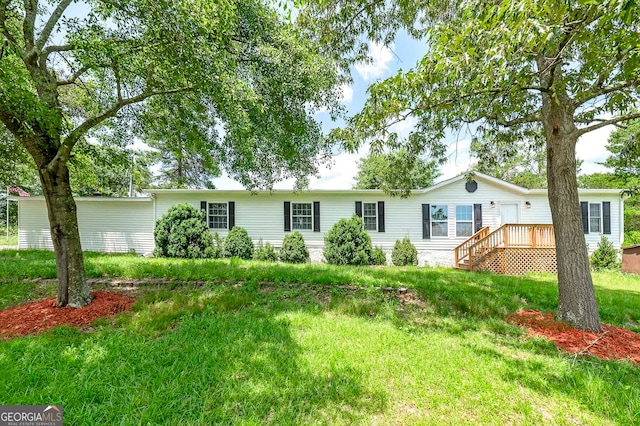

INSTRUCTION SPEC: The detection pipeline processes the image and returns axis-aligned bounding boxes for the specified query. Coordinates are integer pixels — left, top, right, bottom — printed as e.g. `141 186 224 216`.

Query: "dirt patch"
0 291 135 339
509 310 640 364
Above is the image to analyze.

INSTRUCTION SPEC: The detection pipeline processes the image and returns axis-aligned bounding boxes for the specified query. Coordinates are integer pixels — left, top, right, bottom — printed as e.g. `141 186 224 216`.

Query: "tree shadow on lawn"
0 297 386 424
468 342 640 424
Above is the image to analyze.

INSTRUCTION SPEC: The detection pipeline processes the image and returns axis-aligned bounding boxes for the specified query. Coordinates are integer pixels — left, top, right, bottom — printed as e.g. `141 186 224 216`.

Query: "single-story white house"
13 173 624 267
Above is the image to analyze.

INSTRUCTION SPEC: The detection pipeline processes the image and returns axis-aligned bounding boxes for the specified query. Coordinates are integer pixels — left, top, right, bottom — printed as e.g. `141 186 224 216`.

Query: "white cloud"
576 125 614 175
354 42 394 81
341 84 354 104
438 139 476 182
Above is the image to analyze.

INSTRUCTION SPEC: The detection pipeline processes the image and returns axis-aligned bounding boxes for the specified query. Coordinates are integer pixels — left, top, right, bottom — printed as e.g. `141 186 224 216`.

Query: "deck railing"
454 226 490 266
465 224 555 271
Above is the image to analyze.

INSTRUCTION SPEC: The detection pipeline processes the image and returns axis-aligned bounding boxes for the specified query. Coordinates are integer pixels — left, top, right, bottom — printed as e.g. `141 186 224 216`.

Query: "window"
590 203 601 233
456 205 473 237
431 205 448 237
292 203 312 230
208 203 228 229
363 202 377 231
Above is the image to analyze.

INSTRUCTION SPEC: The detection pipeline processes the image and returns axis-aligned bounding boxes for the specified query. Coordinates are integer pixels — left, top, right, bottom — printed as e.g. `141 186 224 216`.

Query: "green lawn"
0 250 639 424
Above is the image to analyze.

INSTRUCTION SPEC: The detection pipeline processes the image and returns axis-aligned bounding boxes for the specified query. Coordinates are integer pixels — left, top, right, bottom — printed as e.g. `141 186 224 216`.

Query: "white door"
500 203 519 225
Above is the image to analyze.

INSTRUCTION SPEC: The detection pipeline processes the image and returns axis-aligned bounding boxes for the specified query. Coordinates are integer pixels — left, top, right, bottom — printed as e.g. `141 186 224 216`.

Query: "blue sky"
214 33 614 190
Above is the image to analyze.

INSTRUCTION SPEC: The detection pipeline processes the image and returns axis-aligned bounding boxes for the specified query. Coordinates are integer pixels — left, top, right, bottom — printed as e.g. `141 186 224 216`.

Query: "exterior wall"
15 174 623 266
153 175 558 266
18 198 154 254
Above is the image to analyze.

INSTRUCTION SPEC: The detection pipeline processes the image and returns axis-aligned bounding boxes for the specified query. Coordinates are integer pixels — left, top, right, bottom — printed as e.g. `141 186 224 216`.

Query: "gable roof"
141 172 622 196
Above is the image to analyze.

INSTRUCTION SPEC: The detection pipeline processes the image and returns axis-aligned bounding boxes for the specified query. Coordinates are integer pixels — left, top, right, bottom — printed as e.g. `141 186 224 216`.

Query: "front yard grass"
0 250 639 424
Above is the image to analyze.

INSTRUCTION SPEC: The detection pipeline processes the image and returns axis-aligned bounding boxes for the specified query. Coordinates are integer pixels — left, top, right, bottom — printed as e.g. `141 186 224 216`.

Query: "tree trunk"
39 160 91 308
538 59 601 332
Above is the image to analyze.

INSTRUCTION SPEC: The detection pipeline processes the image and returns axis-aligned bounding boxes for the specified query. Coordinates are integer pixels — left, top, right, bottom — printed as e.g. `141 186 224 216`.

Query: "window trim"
455 204 474 238
430 204 449 238
291 202 313 231
207 202 229 230
363 202 378 231
589 202 602 233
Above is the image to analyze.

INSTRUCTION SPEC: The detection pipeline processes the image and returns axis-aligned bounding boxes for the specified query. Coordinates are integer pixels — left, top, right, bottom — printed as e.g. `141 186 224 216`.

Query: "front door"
500 203 519 225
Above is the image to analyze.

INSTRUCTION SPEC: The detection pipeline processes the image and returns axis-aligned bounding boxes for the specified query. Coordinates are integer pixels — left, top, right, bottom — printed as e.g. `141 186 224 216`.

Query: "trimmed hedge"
154 203 214 258
391 238 418 266
279 232 309 263
371 246 387 265
324 215 373 265
223 227 254 259
590 236 619 270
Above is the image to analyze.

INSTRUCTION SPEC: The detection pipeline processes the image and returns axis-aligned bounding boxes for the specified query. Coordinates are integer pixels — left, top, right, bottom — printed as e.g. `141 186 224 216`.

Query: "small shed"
622 244 640 274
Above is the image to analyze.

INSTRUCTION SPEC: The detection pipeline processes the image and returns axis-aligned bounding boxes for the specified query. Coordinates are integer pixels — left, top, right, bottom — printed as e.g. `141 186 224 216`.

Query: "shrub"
623 231 640 247
253 238 278 262
391 237 418 266
154 203 214 258
590 235 619 270
223 227 254 259
211 232 224 259
279 232 309 263
324 215 373 265
370 246 387 265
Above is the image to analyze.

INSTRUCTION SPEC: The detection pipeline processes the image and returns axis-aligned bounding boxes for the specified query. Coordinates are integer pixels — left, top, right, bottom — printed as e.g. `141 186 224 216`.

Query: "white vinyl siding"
456 205 473 237
292 203 312 230
431 205 448 237
363 202 377 231
208 203 228 229
589 203 601 233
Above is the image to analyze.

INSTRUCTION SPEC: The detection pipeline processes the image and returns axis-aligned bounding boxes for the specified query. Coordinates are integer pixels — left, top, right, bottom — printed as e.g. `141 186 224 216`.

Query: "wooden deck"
454 224 556 275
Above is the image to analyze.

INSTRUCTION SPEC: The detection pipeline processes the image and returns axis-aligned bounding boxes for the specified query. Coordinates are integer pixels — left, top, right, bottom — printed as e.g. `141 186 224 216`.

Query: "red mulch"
509 310 640 364
0 291 135 339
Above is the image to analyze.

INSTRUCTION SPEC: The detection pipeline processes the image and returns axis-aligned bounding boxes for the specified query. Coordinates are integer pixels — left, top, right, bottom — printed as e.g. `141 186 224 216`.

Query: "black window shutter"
355 201 362 217
228 202 235 229
422 204 430 239
580 201 589 234
603 201 611 234
377 201 385 232
284 202 291 232
474 204 482 233
313 201 320 232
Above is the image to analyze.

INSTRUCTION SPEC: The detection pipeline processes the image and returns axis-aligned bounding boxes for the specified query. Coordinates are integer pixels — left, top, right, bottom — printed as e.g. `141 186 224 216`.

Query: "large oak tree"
302 0 640 331
1 0 341 307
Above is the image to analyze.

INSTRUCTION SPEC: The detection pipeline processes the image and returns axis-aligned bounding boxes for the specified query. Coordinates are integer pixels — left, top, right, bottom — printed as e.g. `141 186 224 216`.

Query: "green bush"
323 215 373 265
211 232 224 259
253 238 278 262
279 232 309 263
623 231 640 247
391 237 418 266
625 208 640 233
370 246 387 265
590 235 619 270
223 227 254 259
154 203 214 258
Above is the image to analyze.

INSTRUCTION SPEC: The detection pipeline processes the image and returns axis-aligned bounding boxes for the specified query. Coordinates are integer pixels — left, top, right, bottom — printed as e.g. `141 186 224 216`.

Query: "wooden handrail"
466 224 555 271
454 226 490 265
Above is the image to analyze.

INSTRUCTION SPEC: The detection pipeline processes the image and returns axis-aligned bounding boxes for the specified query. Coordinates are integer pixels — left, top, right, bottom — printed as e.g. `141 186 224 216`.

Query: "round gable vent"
465 180 478 193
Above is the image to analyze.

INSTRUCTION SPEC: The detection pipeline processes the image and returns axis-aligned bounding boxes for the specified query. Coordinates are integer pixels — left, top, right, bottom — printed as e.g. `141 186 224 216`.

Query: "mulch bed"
509 310 640 364
0 291 135 339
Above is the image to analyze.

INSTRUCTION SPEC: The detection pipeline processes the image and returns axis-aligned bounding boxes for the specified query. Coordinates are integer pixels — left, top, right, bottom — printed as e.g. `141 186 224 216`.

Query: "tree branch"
36 0 73 51
22 0 36 54
41 43 74 58
575 112 640 137
51 85 193 169
573 78 640 107
56 65 89 86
